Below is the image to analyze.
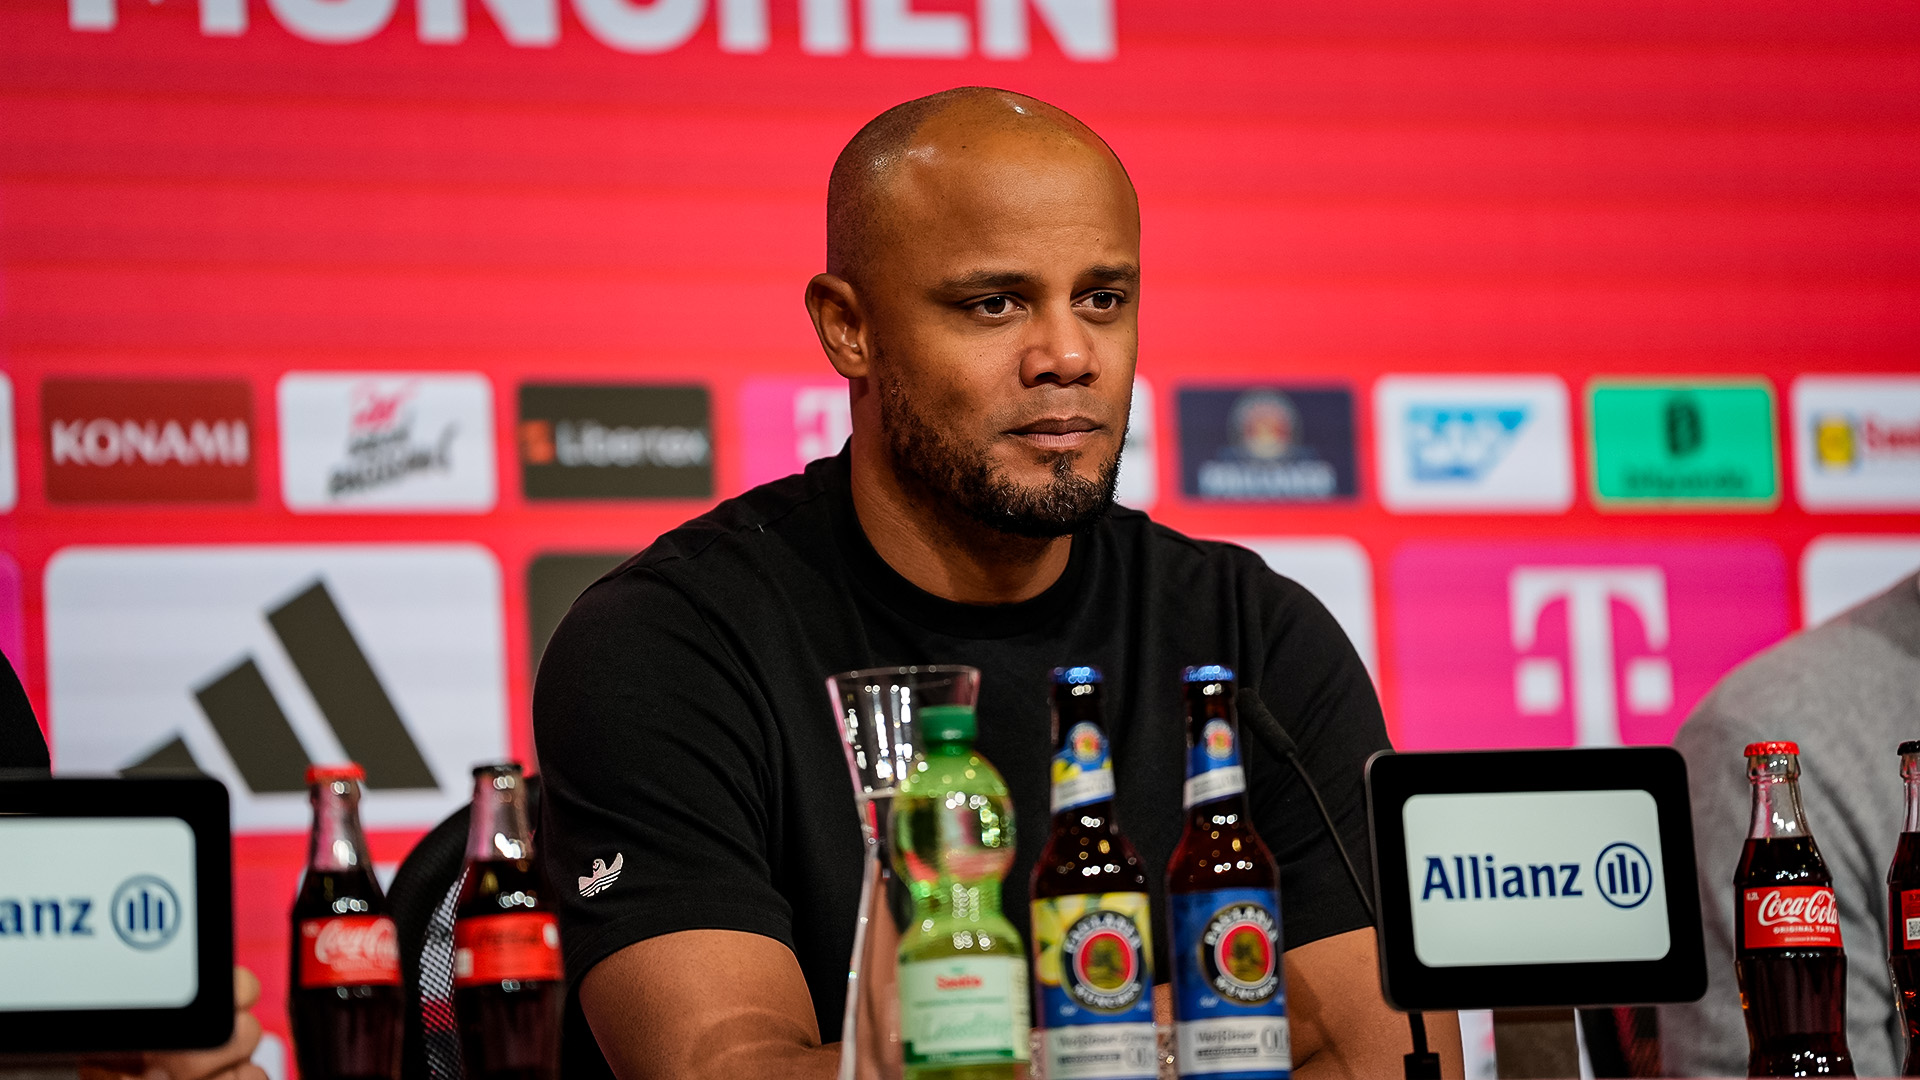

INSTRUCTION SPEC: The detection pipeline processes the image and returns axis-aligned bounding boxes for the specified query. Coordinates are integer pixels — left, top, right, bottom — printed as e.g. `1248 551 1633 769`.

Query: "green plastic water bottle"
890 702 1030 1080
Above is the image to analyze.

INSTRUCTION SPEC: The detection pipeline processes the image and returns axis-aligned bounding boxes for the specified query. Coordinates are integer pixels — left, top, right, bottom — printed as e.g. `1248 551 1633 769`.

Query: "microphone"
1239 687 1442 1080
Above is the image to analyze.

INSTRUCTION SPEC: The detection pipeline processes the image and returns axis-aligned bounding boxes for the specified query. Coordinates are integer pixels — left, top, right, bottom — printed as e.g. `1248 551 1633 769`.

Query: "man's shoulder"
593 463 839 594
1677 586 1920 759
1104 505 1305 601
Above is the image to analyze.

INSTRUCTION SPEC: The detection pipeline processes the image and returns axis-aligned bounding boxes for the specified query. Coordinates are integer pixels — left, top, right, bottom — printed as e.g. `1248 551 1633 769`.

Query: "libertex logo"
45 545 507 832
43 379 254 504
66 0 1115 60
1392 543 1789 750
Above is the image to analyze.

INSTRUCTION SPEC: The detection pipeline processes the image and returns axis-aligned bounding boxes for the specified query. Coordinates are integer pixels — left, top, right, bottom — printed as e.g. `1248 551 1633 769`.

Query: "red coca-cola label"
1898 889 1920 951
299 915 402 988
453 912 562 987
1742 886 1842 949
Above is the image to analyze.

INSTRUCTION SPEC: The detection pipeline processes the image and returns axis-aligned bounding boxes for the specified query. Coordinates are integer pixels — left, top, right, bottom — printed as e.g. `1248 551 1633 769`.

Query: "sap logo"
1406 406 1528 482
0 898 96 938
1419 854 1583 902
1376 376 1572 512
66 0 1115 61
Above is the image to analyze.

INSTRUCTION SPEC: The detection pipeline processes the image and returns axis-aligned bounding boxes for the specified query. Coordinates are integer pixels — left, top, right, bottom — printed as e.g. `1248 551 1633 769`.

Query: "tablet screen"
0 817 200 1011
1402 789 1670 967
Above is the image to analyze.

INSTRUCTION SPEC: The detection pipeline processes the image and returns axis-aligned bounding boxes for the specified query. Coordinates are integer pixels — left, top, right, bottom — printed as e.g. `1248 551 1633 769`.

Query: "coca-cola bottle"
1888 740 1920 1076
290 763 404 1080
453 762 564 1080
1735 740 1853 1078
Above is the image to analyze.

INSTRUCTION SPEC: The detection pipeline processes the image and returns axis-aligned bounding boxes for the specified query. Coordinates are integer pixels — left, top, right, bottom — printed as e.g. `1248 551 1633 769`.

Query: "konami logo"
43 379 254 504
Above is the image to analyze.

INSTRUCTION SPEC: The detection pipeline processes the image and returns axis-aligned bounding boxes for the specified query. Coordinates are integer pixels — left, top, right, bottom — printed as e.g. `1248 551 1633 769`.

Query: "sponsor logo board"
1587 380 1778 508
0 373 15 512
738 378 851 489
42 378 255 503
1178 387 1356 503
1375 375 1572 512
0 817 199 1009
519 384 711 500
45 545 506 832
1225 538 1376 677
1800 536 1920 627
1792 376 1920 511
1392 542 1789 749
278 373 496 512
1404 790 1669 967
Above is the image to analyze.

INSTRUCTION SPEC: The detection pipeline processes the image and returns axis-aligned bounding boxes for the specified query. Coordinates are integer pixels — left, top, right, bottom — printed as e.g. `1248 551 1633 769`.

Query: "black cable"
1240 689 1442 1080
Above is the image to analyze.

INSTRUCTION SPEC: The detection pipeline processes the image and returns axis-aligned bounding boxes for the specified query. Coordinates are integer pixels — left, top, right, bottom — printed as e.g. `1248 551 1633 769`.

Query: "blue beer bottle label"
1168 887 1290 1079
1183 717 1246 809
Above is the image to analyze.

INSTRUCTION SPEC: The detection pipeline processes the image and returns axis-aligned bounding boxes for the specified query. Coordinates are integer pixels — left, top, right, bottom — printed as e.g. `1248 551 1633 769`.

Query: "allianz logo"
0 875 182 949
1419 841 1653 911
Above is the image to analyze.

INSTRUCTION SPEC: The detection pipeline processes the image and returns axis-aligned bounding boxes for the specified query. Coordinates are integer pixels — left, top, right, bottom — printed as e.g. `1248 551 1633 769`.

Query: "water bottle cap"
1182 664 1235 684
1900 740 1920 757
917 704 976 743
1743 741 1799 757
1052 665 1101 685
306 762 365 785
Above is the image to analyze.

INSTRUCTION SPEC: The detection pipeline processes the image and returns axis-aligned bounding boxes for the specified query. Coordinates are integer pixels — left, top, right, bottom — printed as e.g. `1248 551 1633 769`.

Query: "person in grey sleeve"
1660 571 1920 1078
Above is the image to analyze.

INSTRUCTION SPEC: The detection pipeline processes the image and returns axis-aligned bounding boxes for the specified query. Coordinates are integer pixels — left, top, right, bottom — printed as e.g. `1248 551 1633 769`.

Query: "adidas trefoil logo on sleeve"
579 853 624 897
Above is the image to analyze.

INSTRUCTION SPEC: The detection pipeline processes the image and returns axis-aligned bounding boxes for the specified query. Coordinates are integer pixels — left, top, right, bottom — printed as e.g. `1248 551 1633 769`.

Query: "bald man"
535 88 1460 1079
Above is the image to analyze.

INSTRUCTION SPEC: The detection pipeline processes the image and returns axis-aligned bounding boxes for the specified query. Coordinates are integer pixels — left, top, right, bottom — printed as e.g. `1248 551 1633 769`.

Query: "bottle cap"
1182 664 1235 684
1743 741 1799 757
472 761 524 776
306 762 365 785
917 704 976 743
1900 740 1920 757
1052 665 1101 685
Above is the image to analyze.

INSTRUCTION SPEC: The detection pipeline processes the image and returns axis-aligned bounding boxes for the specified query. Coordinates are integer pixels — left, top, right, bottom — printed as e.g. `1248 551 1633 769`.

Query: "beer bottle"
1166 666 1290 1080
1889 740 1920 1076
1030 666 1158 1080
891 702 1030 1079
1735 741 1851 1077
289 763 404 1080
453 763 564 1080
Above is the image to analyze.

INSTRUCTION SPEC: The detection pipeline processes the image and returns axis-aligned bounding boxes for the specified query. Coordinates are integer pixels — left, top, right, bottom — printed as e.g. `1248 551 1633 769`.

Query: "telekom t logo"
1393 543 1785 751
1509 567 1672 747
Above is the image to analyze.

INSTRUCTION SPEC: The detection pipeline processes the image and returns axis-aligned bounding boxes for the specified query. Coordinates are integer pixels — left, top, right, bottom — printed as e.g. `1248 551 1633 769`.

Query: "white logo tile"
279 373 496 512
1792 376 1920 511
1376 376 1572 512
45 544 507 832
1801 535 1920 627
1225 537 1376 677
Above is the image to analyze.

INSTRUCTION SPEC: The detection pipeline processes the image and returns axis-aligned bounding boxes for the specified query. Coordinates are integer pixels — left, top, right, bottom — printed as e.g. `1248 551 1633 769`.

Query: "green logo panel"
1588 381 1778 508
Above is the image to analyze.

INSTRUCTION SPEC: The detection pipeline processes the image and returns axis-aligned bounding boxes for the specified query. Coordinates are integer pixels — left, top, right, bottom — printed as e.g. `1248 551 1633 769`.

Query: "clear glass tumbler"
828 665 982 1080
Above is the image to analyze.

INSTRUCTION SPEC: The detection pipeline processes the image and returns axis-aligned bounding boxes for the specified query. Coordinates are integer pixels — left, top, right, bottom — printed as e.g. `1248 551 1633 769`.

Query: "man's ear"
805 273 870 379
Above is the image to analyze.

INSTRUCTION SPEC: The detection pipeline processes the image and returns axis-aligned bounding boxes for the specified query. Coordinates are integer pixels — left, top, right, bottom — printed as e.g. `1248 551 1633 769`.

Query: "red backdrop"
3 0 1917 1068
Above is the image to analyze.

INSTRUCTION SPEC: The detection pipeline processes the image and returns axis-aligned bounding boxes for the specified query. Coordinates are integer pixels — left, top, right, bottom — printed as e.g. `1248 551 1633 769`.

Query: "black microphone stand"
1240 690 1443 1080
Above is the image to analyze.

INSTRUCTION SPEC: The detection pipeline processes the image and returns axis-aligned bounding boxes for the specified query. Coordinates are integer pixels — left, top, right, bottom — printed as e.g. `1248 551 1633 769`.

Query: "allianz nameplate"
0 818 200 1011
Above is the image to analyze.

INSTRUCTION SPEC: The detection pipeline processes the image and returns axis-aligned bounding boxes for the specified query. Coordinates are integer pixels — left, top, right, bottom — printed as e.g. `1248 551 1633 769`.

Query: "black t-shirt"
534 451 1389 1041
0 651 49 772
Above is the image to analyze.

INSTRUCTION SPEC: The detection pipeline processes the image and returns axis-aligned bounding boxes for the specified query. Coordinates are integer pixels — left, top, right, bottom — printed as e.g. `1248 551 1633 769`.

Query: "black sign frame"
1366 747 1706 1010
0 776 235 1055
